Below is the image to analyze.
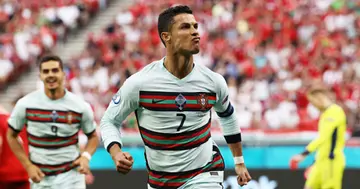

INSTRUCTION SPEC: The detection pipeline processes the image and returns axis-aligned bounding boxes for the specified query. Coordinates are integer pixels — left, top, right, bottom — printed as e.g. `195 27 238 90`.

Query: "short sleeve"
213 73 233 117
7 99 26 132
81 102 97 135
102 79 139 126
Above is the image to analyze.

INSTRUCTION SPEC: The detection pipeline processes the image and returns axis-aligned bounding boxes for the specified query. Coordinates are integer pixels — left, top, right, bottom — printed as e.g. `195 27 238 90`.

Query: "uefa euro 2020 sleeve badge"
198 94 208 111
112 93 121 105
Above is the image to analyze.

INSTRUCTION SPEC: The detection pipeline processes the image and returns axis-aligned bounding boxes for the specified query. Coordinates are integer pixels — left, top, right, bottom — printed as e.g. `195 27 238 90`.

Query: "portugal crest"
67 112 73 125
197 93 208 111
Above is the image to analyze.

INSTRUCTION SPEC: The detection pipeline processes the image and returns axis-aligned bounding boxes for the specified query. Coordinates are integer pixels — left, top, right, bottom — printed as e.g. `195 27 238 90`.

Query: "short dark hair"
38 54 63 70
308 87 329 95
158 5 193 46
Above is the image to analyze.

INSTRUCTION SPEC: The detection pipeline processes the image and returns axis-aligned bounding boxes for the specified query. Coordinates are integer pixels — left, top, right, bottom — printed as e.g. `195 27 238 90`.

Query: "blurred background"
0 0 360 188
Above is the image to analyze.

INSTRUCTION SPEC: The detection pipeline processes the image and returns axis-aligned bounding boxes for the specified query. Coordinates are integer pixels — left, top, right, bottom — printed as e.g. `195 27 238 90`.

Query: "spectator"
62 0 360 134
0 0 103 90
348 102 360 137
323 60 343 86
0 52 14 83
264 96 283 130
278 95 300 129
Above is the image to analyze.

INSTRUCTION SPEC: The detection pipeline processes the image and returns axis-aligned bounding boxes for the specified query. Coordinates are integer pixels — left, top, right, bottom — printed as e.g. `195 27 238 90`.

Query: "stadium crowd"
59 0 360 135
0 0 104 90
5 0 357 135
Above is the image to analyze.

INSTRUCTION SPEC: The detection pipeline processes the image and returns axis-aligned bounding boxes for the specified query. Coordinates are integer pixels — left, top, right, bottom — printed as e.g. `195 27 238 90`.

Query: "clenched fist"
112 152 134 174
235 164 252 186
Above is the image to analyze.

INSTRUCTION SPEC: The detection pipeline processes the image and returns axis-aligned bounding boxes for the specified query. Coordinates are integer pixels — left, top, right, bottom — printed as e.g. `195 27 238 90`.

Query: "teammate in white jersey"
7 55 99 189
100 5 251 189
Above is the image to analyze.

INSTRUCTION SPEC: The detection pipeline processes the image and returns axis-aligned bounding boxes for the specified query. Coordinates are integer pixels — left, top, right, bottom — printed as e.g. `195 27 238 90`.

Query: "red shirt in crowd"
0 113 29 182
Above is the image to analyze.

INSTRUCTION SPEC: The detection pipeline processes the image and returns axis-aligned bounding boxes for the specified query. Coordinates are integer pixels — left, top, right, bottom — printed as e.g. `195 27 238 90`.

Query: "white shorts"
148 170 224 189
30 170 85 189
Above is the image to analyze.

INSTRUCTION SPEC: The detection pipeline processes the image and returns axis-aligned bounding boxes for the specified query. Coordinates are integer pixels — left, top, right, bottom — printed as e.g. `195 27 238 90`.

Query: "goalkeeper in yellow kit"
291 87 346 189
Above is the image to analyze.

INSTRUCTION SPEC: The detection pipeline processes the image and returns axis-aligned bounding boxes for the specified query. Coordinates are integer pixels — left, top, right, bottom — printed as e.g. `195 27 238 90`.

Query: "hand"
235 163 251 186
72 156 90 174
26 164 45 183
85 171 95 185
112 151 134 174
304 165 313 179
291 154 306 164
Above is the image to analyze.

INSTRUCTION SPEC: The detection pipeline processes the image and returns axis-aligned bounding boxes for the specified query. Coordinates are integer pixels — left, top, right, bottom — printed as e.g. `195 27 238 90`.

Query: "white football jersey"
8 90 96 176
101 57 241 188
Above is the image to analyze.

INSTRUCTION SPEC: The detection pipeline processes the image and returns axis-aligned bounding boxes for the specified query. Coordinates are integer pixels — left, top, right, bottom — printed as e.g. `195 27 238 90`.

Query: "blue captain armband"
216 103 234 117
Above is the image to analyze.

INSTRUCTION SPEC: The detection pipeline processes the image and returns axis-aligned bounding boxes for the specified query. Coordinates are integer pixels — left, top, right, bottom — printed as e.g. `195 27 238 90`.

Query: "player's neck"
45 88 66 100
321 100 333 112
164 54 194 79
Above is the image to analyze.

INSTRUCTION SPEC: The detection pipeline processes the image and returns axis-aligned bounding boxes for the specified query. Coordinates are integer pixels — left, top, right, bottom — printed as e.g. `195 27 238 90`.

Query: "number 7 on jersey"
176 113 186 131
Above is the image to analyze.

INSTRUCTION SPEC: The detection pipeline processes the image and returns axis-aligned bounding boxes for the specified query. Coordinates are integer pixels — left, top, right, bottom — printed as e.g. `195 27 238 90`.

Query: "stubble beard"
50 88 56 98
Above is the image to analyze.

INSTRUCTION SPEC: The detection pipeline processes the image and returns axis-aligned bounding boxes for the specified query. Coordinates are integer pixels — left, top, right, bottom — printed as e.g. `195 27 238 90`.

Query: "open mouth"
46 78 57 85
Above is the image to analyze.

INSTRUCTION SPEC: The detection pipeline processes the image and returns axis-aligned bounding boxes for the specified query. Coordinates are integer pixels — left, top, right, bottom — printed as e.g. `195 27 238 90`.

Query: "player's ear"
38 71 44 81
161 32 171 44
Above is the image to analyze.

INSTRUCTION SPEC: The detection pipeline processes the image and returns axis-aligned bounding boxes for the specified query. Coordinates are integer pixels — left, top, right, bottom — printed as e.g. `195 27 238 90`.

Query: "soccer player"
0 104 29 189
7 55 99 189
291 87 346 189
100 5 251 189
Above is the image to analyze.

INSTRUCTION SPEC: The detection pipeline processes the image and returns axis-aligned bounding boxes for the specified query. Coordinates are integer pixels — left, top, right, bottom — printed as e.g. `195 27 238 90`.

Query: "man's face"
40 61 65 90
167 13 200 55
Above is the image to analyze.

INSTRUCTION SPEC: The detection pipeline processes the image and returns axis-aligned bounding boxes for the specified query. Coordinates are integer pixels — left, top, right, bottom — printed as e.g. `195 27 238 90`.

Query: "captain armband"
216 103 234 118
224 133 242 144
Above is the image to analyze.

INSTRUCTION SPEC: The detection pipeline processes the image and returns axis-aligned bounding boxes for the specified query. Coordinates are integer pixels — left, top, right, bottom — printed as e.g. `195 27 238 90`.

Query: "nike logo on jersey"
152 99 166 104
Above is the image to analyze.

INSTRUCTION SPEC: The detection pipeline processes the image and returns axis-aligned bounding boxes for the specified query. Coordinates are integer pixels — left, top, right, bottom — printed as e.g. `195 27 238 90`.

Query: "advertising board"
88 169 360 189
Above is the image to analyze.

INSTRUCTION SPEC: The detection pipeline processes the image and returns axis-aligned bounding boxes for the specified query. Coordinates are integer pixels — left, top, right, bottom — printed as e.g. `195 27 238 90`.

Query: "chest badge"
175 94 187 110
197 94 209 111
67 112 73 125
51 110 59 122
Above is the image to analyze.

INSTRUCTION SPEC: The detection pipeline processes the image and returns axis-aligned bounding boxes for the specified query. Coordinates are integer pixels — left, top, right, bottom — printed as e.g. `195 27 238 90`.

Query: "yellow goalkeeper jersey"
306 104 346 161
